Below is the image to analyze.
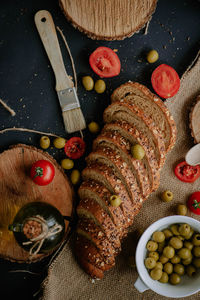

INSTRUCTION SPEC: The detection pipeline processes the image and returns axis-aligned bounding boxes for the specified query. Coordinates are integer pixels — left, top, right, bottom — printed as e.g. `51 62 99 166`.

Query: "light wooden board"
59 0 158 40
0 144 74 262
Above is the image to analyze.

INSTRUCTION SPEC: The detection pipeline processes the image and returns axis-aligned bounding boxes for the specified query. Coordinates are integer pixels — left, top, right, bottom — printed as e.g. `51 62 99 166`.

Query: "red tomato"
174 161 200 183
64 137 86 159
188 191 200 215
151 64 180 98
30 160 55 186
89 46 121 78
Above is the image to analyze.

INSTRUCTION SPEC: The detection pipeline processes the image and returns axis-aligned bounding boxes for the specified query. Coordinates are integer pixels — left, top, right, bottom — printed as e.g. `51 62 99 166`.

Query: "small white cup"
134 215 200 298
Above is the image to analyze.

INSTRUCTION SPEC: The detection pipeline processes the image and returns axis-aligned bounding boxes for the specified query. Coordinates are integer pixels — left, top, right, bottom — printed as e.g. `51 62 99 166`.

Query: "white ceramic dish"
134 215 200 298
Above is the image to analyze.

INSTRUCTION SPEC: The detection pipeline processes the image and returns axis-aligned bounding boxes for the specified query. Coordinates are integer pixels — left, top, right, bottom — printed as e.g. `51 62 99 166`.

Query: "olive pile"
145 223 200 285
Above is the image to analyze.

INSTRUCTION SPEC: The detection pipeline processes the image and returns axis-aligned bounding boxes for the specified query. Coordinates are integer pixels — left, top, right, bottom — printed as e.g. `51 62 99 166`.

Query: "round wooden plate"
0 144 74 263
59 0 158 40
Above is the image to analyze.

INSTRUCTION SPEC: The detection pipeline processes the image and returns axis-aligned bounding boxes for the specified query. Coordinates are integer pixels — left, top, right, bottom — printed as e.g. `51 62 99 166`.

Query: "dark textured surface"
0 0 200 299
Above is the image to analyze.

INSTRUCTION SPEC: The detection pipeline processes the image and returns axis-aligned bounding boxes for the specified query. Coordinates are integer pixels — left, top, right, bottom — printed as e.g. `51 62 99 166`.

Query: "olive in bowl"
134 216 200 298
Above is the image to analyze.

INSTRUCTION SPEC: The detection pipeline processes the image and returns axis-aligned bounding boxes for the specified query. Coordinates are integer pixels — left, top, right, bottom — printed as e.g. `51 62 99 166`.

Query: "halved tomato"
151 64 180 98
89 46 121 78
64 137 86 159
174 161 200 183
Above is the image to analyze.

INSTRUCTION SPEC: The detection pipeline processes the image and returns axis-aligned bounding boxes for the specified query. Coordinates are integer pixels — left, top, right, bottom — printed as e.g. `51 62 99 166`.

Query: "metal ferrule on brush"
58 87 80 112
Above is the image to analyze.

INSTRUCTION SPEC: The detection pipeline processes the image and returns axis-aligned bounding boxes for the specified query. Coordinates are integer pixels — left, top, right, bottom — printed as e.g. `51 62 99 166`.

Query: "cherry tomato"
187 191 200 215
30 160 55 186
89 46 121 78
151 64 180 98
64 137 86 159
174 161 200 183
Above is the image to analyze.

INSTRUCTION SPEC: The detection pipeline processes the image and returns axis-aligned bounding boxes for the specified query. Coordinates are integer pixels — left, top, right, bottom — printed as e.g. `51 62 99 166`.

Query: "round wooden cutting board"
0 144 74 263
59 0 158 40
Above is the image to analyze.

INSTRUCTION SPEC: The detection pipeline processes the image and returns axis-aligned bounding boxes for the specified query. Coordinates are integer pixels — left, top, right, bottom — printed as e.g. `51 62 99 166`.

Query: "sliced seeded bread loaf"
111 81 176 152
78 180 127 233
103 101 166 169
92 131 151 198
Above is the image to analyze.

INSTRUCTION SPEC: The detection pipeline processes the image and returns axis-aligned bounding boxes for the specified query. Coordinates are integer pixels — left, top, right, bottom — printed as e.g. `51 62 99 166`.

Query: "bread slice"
103 101 165 169
75 235 105 278
77 197 122 252
111 81 176 152
86 149 143 212
82 163 141 226
93 131 150 198
189 95 200 144
78 180 127 233
102 121 160 192
77 218 115 266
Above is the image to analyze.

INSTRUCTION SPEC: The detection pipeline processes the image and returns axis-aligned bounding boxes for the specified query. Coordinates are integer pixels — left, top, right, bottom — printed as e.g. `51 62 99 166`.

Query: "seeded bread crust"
103 101 165 169
93 131 151 197
111 81 176 152
189 95 200 144
82 163 141 226
77 197 122 252
78 180 127 232
77 218 115 266
103 121 160 192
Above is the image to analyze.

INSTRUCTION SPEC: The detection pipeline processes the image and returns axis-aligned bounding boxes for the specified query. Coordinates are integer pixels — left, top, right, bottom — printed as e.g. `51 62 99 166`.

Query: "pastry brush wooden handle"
34 10 73 91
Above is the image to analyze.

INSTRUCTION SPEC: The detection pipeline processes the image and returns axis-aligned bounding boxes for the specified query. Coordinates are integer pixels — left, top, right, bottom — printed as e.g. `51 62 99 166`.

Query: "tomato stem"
33 167 43 179
192 199 200 210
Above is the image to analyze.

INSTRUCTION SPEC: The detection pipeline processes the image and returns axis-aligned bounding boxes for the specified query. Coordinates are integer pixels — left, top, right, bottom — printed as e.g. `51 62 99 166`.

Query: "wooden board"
59 0 158 40
0 144 74 262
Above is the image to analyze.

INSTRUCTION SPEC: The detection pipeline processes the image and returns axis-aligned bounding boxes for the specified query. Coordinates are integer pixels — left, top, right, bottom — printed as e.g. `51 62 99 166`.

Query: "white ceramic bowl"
134 215 200 298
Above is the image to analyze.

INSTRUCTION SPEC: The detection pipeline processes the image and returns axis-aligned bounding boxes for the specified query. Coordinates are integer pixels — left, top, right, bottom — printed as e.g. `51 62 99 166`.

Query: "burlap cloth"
41 51 200 300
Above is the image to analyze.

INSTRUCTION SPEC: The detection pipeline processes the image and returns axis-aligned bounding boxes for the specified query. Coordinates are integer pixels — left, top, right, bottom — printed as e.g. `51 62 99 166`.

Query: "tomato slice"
174 161 200 183
89 46 121 78
151 64 180 98
64 137 86 159
188 191 200 215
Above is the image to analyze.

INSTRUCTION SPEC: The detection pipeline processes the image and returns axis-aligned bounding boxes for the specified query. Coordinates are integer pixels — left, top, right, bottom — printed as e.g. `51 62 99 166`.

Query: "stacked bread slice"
75 82 177 279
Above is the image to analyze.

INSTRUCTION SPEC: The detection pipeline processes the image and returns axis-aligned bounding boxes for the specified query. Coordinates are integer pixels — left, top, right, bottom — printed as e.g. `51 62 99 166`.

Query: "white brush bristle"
62 108 86 133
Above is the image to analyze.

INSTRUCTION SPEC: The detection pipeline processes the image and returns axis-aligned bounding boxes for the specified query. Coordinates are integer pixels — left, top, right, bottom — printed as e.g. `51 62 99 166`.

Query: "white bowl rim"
135 215 200 298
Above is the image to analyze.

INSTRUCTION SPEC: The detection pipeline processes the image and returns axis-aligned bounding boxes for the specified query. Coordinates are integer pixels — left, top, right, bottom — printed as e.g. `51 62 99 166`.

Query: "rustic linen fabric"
42 51 200 300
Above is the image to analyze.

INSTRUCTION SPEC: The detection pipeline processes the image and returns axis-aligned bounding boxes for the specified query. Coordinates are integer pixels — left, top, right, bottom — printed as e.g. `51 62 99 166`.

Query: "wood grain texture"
59 0 158 40
0 144 74 262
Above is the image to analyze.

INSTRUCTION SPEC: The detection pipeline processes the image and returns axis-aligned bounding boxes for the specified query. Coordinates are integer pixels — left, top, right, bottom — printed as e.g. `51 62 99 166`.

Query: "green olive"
169 273 181 285
161 190 173 202
184 241 193 251
146 50 159 63
40 136 50 149
192 234 200 246
159 255 169 264
155 262 163 270
152 231 165 243
177 235 185 241
88 121 100 133
94 79 106 94
53 137 66 149
177 248 191 259
184 228 194 240
179 223 191 237
193 258 200 268
173 264 185 276
61 158 74 170
163 246 175 259
82 76 94 91
170 255 181 264
110 195 122 207
131 144 145 160
193 246 200 257
150 268 163 280
148 251 159 261
157 241 166 253
159 272 169 283
170 224 180 235
145 257 156 269
70 169 80 185
163 262 173 274
182 256 193 266
146 241 158 252
169 237 183 249
177 204 187 216
186 265 196 277
163 229 173 239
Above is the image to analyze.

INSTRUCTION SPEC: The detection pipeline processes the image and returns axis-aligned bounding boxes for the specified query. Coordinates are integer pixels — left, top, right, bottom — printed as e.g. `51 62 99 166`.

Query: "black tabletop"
1 0 200 299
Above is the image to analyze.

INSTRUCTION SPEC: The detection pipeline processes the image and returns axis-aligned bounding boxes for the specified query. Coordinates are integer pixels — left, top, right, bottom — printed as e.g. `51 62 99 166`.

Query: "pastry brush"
34 10 86 133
